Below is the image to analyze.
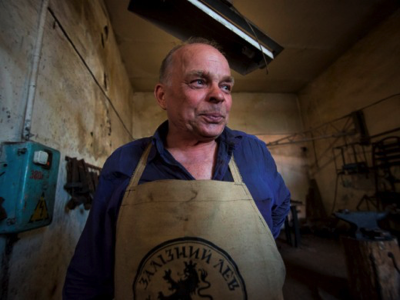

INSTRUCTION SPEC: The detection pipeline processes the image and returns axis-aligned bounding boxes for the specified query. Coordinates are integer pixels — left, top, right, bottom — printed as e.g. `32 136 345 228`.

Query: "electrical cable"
47 8 136 141
23 0 50 141
228 4 270 74
263 92 400 140
360 92 400 111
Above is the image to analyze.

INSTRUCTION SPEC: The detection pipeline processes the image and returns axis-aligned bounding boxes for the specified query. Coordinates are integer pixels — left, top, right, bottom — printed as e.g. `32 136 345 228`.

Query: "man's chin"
195 125 225 141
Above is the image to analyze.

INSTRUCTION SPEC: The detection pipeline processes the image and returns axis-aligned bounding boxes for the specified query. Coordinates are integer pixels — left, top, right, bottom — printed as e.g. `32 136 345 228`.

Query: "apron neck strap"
228 153 243 183
129 142 153 187
128 142 243 187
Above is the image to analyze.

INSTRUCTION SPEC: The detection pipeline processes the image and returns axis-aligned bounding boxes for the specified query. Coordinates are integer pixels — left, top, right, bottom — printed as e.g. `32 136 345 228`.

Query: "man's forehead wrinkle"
173 44 233 82
187 70 205 76
185 70 233 81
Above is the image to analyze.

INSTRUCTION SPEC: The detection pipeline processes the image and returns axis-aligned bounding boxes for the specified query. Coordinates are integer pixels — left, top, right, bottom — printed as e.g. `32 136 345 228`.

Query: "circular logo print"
133 237 247 300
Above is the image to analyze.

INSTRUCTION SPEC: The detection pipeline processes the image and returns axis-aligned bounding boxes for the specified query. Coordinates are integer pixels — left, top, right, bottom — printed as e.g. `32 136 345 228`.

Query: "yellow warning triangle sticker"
29 193 49 222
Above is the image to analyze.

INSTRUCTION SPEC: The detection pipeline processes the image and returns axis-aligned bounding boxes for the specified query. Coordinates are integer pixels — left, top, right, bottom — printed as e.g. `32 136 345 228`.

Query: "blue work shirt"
63 121 290 299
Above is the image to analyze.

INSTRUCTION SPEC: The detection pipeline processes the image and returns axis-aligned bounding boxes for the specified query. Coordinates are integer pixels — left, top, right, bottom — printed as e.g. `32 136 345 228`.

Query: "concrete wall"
0 0 135 298
130 92 166 137
132 92 310 212
231 93 309 209
298 10 400 214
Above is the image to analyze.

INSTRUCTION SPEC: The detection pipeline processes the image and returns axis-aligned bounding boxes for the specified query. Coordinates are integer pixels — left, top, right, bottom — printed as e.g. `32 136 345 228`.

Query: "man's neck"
165 134 219 180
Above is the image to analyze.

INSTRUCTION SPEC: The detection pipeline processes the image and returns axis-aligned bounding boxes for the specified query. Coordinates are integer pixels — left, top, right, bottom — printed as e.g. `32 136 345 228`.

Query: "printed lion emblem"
158 260 212 300
133 237 247 299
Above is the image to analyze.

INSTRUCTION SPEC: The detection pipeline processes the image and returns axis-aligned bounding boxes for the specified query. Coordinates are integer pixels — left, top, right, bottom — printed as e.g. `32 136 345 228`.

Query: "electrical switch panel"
0 141 60 233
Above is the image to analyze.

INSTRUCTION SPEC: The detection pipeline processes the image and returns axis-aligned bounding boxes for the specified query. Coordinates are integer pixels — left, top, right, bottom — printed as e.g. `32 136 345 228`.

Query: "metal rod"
22 0 50 141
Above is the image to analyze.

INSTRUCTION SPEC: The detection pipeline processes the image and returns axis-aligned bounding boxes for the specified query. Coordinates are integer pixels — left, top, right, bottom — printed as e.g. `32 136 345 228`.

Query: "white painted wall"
0 0 135 298
298 10 400 214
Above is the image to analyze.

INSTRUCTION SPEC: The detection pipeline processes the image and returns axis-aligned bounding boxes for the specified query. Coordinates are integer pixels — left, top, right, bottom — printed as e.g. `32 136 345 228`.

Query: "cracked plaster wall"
0 0 135 298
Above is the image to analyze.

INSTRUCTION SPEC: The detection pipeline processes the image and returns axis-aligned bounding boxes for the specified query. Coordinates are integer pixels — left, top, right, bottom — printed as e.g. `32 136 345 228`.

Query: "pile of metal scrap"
64 156 101 210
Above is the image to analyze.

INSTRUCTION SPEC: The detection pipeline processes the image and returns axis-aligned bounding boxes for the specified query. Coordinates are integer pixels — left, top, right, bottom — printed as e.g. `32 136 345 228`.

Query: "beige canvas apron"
115 144 285 299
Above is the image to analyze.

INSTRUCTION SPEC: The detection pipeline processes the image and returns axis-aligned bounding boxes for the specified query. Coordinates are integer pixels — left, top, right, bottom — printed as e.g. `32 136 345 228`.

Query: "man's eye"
194 79 204 85
189 79 206 88
221 84 232 92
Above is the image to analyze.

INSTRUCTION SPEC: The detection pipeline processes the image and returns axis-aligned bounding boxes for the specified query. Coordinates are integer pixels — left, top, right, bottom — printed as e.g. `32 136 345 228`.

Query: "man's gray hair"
159 37 225 84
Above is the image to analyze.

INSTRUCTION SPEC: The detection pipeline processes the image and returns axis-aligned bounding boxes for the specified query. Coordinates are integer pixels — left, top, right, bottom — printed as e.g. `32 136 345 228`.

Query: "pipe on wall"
22 0 49 141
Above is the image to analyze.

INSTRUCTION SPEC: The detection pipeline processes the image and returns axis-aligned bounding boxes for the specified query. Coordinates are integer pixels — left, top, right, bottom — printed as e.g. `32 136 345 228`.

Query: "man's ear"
154 84 167 110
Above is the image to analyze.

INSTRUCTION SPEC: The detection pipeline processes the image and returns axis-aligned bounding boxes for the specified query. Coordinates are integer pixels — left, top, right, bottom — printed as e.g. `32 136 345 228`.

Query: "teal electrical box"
0 141 60 233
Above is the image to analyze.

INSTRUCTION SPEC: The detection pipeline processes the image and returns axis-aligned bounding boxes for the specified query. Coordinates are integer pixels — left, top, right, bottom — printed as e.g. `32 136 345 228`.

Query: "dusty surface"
277 233 352 300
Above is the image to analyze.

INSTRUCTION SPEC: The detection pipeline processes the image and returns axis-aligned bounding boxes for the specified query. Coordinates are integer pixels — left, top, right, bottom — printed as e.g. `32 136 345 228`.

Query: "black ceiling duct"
128 0 283 75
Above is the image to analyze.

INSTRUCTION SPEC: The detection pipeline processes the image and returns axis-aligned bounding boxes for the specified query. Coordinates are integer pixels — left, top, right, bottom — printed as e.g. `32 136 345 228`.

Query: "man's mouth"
200 113 225 123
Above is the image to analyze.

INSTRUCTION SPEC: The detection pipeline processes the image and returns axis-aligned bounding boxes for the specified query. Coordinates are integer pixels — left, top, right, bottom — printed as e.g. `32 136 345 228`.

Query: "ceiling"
104 0 399 93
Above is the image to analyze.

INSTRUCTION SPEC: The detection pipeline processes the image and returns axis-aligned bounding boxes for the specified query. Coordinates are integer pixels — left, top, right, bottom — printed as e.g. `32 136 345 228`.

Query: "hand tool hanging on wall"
64 157 101 210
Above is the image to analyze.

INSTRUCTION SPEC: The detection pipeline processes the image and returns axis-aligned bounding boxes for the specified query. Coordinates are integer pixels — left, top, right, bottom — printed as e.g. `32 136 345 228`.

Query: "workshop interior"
1 0 400 299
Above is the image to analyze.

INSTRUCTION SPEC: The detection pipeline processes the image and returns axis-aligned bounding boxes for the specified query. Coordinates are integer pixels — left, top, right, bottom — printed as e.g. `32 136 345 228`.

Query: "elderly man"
64 38 290 299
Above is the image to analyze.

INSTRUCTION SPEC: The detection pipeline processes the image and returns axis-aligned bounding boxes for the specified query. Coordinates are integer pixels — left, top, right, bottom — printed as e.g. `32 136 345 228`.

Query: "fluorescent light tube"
187 0 274 60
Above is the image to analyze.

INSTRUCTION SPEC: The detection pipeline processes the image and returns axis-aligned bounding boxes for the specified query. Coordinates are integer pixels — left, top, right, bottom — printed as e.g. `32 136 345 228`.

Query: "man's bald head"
159 37 226 85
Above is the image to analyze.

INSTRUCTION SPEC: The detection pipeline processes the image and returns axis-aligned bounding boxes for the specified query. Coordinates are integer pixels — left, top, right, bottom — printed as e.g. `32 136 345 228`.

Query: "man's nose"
207 83 225 103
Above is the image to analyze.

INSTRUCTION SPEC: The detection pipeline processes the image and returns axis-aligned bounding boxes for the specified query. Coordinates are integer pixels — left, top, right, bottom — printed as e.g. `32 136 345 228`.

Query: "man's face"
156 44 234 142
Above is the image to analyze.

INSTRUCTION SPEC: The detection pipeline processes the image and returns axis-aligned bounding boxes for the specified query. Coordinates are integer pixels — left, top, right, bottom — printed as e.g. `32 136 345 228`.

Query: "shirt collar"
148 121 168 162
149 120 243 161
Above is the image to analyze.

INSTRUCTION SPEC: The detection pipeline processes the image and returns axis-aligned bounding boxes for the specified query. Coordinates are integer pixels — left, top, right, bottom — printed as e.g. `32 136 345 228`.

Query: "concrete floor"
277 233 352 300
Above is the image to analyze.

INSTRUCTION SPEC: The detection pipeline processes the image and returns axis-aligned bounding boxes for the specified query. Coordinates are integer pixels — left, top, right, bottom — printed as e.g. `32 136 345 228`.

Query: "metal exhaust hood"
128 0 283 75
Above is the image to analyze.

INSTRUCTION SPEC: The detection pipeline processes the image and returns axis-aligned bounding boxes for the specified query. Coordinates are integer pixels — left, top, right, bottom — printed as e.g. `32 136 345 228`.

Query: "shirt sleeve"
62 171 129 299
62 140 147 299
235 134 291 239
261 143 291 238
270 171 291 238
